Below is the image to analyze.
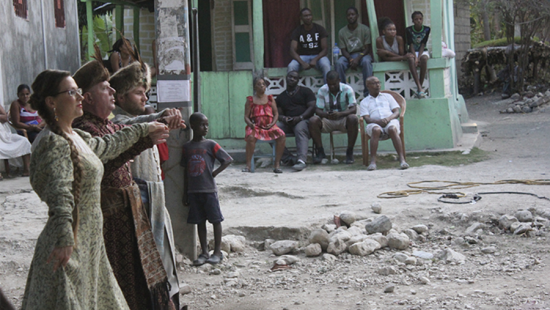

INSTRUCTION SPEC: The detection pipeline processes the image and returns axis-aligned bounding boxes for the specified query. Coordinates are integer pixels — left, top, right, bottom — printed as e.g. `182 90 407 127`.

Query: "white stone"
436 248 466 264
346 235 368 247
412 250 434 259
270 240 299 256
330 230 352 243
304 243 322 257
339 211 357 226
275 255 300 265
402 229 418 241
225 271 240 278
465 222 485 235
179 283 192 295
327 237 347 255
412 224 429 234
378 266 398 275
346 226 364 236
419 276 430 284
510 221 522 233
387 232 410 250
224 235 246 252
322 253 337 262
371 202 382 214
499 215 518 230
366 233 388 248
365 215 392 234
348 239 381 256
322 224 337 233
513 223 532 235
405 257 417 265
393 252 409 263
481 247 496 254
309 229 330 251
515 210 533 222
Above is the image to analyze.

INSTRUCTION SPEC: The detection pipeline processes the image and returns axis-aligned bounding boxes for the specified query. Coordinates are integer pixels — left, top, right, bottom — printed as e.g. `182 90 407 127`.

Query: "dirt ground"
1 92 550 310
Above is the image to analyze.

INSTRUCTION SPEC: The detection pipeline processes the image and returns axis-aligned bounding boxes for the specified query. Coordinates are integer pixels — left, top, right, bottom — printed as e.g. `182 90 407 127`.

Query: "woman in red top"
243 76 286 173
10 84 44 142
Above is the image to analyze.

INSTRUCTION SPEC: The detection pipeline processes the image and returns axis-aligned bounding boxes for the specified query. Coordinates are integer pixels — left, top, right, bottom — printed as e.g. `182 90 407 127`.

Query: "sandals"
241 167 251 173
400 162 410 170
193 254 209 266
367 164 377 171
273 168 283 174
206 253 223 265
415 91 427 99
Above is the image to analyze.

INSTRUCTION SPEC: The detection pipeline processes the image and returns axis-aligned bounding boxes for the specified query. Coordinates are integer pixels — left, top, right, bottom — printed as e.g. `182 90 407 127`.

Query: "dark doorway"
362 0 406 38
198 0 213 71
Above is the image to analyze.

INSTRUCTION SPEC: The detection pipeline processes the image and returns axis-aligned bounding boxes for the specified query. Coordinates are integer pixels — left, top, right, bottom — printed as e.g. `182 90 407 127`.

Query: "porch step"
461 122 478 134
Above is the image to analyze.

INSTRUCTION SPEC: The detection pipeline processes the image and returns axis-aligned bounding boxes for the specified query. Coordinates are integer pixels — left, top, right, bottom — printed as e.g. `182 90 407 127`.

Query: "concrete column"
155 0 195 260
430 0 443 58
365 0 379 63
252 0 264 72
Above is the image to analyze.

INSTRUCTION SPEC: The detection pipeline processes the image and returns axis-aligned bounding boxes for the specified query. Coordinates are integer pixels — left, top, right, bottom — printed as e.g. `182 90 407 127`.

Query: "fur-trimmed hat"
73 60 110 93
109 62 151 97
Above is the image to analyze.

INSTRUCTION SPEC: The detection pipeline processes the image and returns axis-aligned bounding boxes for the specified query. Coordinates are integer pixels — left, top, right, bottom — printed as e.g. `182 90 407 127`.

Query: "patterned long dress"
245 95 285 141
22 124 149 310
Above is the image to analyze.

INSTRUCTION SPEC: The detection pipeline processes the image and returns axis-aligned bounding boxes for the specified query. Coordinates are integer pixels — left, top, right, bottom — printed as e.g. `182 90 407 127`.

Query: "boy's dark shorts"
187 192 224 224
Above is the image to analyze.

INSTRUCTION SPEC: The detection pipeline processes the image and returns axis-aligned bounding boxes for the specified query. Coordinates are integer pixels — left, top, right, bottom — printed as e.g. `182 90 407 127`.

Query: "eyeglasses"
54 88 83 97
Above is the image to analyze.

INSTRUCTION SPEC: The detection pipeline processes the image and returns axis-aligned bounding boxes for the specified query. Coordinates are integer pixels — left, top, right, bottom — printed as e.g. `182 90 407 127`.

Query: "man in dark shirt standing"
288 8 331 83
276 71 316 171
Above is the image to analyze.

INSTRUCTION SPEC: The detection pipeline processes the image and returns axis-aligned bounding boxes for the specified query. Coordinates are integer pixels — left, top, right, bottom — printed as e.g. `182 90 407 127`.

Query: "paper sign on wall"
156 80 190 103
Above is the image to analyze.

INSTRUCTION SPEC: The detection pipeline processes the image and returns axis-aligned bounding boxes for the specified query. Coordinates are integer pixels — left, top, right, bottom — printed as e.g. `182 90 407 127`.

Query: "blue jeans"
288 55 331 84
336 53 373 96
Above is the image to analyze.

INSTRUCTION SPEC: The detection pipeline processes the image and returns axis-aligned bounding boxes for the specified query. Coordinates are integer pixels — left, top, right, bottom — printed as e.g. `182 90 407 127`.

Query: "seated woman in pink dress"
9 84 44 142
243 76 286 173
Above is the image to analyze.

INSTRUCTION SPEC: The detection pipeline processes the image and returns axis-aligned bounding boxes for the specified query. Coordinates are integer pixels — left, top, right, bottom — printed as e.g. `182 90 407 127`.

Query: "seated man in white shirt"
359 76 408 171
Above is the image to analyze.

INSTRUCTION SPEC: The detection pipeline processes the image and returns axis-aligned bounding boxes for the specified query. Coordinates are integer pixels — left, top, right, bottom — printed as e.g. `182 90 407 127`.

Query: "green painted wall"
200 71 252 139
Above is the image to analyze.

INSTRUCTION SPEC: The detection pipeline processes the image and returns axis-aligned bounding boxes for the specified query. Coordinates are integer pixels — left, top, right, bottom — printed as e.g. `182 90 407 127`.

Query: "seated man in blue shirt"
360 76 408 171
309 70 358 164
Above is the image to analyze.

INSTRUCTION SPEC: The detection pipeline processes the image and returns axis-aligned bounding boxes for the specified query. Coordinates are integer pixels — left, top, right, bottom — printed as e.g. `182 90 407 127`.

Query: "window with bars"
13 0 28 20
55 0 65 28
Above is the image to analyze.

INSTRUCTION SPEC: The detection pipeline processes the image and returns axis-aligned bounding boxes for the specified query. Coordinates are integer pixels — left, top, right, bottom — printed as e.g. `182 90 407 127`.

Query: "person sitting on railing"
335 6 373 97
376 17 425 99
360 76 408 171
288 8 331 84
405 11 431 98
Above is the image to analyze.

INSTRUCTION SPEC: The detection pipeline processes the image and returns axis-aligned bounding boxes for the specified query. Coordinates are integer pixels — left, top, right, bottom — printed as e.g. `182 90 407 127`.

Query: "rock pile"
267 211 434 258
497 208 550 236
499 90 550 113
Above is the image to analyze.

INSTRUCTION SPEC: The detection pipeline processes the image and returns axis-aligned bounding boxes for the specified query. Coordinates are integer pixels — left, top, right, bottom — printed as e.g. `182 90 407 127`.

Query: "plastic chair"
360 90 406 166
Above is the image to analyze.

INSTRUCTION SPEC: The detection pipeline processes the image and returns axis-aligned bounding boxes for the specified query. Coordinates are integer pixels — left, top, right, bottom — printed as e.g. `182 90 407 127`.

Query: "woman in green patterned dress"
21 70 169 309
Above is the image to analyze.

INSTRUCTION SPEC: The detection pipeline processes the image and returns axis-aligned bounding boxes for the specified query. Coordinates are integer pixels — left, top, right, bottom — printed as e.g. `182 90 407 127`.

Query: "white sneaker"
292 160 307 171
